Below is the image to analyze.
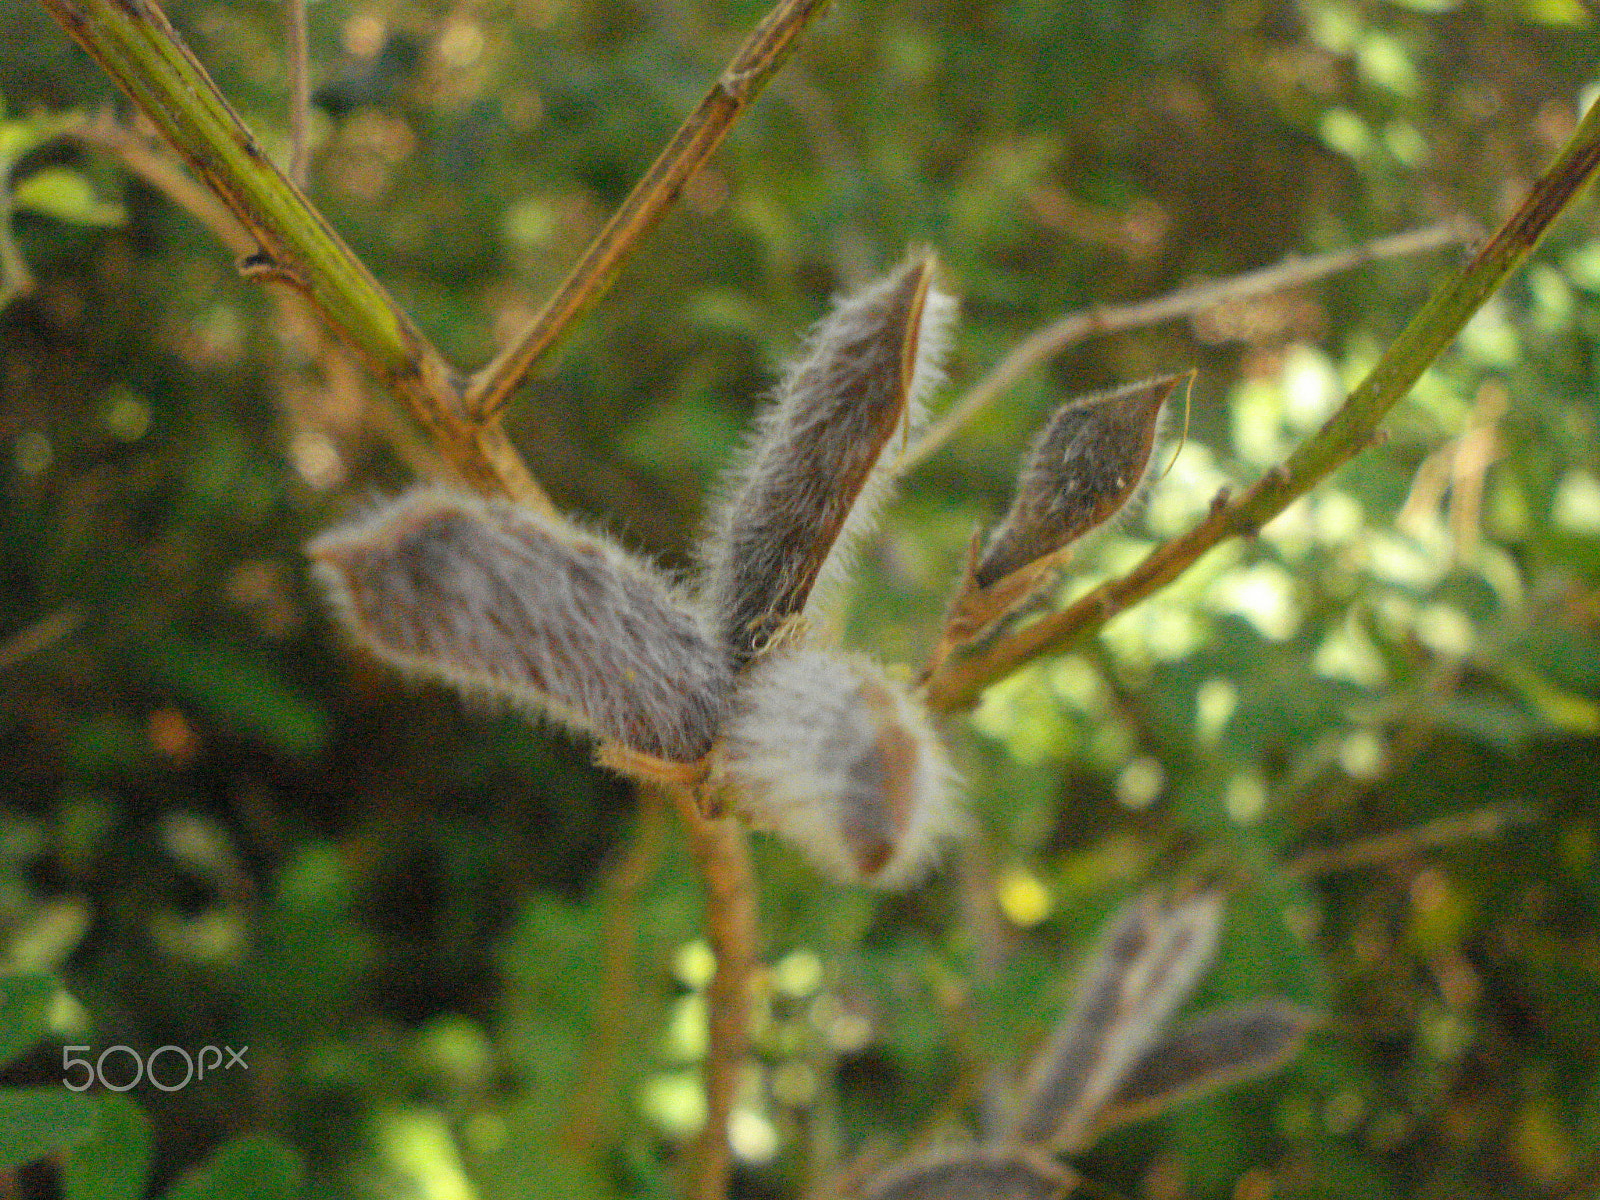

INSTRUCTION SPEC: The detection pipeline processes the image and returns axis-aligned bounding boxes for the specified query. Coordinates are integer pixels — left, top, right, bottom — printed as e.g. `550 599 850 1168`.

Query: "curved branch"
925 96 1600 713
901 220 1475 474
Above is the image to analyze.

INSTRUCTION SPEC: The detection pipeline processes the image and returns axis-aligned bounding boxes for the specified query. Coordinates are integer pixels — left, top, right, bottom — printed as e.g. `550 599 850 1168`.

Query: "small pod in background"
708 648 960 888
974 374 1182 590
857 1144 1076 1200
1089 999 1317 1140
1011 891 1222 1149
701 253 958 665
308 487 732 764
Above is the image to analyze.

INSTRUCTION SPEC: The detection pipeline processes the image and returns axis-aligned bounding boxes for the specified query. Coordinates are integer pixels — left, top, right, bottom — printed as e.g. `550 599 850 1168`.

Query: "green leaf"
12 167 127 227
0 1085 98 1169
0 973 56 1070
63 1094 154 1200
161 1134 306 1200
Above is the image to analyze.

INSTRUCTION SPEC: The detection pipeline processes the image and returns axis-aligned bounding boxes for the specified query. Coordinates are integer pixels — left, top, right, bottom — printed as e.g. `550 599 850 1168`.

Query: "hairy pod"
701 253 957 664
708 648 960 888
1092 999 1316 1137
975 374 1180 590
1012 892 1222 1149
308 488 731 763
858 1145 1076 1200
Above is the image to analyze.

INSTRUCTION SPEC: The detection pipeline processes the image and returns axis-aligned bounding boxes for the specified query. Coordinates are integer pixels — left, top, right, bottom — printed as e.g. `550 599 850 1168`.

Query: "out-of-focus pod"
857 1144 1076 1200
1012 891 1222 1149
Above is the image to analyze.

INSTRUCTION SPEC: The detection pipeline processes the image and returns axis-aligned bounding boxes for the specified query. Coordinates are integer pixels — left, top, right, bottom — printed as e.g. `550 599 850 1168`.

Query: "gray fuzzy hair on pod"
701 253 958 665
307 487 732 763
708 648 961 888
975 374 1179 590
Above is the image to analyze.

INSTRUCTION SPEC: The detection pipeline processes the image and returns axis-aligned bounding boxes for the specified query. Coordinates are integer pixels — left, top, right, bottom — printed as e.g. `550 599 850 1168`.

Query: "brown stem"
563 796 669 1158
1286 805 1536 879
464 0 834 418
0 609 83 672
665 785 757 1200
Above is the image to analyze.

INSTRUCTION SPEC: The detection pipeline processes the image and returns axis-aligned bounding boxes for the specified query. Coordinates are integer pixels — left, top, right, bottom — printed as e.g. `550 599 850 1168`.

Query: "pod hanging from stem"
925 373 1183 678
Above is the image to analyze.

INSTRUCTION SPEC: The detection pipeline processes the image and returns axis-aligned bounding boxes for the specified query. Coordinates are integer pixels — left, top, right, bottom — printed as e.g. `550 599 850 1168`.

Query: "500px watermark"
62 1044 248 1092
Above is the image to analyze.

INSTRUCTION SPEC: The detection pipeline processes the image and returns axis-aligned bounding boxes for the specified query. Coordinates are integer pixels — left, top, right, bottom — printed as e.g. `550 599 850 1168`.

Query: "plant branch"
69 110 253 252
68 112 441 480
38 0 548 506
924 97 1600 713
901 219 1475 473
464 0 834 419
0 609 83 672
563 796 668 1159
665 785 757 1200
1286 805 1536 879
0 186 34 310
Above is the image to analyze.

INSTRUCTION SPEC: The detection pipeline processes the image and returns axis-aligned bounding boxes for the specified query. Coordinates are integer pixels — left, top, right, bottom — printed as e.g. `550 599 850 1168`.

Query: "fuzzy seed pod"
975 374 1180 590
1012 892 1221 1149
859 1145 1076 1200
308 488 731 763
702 254 957 664
1093 999 1315 1137
708 648 960 888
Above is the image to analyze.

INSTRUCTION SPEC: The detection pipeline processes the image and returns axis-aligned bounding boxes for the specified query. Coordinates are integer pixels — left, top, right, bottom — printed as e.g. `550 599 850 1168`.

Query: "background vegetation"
2 0 1598 1195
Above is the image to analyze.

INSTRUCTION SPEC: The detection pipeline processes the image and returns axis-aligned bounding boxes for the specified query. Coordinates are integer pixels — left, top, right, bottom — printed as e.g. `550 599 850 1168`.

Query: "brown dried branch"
900 220 1475 474
1286 804 1536 879
465 0 835 419
0 609 83 672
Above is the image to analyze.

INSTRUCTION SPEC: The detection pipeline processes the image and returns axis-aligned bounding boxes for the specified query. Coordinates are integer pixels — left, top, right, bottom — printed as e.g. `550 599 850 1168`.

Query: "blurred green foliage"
2 0 1599 1195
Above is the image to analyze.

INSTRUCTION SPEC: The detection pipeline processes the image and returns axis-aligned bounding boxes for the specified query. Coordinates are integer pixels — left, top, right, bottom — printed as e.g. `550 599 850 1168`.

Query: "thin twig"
69 111 253 253
464 0 834 418
0 609 82 672
285 0 311 190
1287 805 1537 879
71 113 440 480
664 784 757 1200
901 220 1476 473
0 188 35 309
924 97 1600 712
562 796 668 1158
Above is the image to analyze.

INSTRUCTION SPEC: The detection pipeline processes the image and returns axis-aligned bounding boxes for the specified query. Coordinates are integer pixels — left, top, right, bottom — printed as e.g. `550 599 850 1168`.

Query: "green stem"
37 0 547 503
926 96 1600 714
43 0 413 381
